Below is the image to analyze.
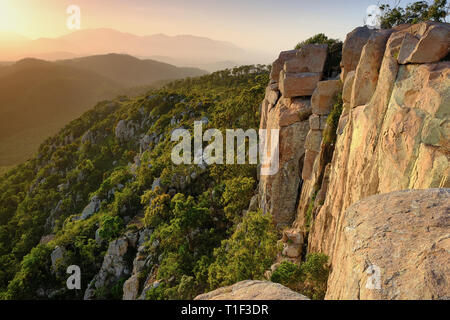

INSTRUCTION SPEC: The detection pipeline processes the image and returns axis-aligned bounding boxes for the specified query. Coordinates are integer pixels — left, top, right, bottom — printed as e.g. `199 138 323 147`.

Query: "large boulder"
195 280 309 300
326 189 450 300
398 22 450 64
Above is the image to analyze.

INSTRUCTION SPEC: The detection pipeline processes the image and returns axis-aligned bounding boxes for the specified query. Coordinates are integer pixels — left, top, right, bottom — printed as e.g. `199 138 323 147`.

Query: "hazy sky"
0 0 397 54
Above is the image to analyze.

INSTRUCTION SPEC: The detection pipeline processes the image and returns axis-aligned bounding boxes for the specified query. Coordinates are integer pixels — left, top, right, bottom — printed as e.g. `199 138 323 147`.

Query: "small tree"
379 0 449 29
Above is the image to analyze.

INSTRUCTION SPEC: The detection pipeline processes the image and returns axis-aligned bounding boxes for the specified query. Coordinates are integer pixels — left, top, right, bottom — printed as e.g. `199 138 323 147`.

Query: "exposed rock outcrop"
326 189 450 300
50 246 66 271
194 280 309 300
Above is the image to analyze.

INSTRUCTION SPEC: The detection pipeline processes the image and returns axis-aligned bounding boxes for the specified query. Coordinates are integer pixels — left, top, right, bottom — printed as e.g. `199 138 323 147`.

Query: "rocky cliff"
257 21 449 300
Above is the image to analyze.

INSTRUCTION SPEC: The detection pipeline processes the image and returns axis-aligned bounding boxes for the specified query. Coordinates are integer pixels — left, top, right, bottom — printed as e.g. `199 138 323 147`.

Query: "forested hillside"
0 65 279 300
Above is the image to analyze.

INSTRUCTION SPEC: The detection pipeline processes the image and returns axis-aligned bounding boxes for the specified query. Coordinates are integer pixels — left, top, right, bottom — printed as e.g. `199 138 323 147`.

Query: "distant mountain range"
0 54 207 167
0 28 266 71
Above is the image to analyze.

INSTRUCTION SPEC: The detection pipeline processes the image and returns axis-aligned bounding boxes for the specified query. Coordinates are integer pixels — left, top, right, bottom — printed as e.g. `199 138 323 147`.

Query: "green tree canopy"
379 0 449 28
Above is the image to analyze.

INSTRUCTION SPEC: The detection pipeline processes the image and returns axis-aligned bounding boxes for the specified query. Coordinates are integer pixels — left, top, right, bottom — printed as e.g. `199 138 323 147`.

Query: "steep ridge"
0 56 207 168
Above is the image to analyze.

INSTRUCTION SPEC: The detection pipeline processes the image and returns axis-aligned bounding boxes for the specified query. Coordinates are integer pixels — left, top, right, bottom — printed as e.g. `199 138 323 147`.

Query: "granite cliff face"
257 22 449 300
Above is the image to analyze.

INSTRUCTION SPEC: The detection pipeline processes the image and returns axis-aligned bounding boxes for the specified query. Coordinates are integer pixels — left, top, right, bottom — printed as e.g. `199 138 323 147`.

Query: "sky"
0 0 402 54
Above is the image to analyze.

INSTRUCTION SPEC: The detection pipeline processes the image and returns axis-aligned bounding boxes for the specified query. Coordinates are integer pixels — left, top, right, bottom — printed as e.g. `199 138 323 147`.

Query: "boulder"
326 189 450 300
340 26 376 82
123 275 140 300
291 98 313 121
398 22 450 64
309 114 321 130
311 80 342 115
283 44 328 73
279 71 322 98
278 101 310 127
270 50 298 81
195 280 309 300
